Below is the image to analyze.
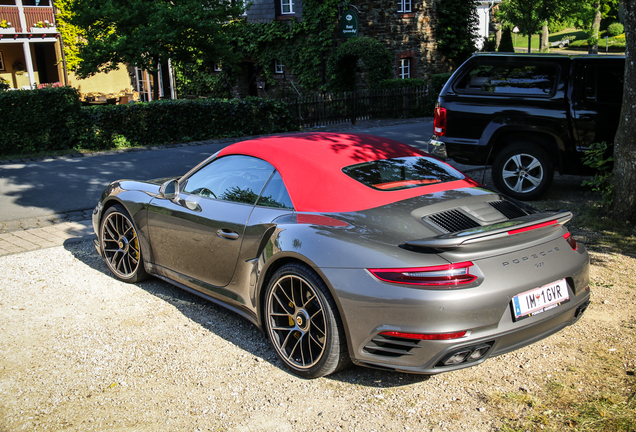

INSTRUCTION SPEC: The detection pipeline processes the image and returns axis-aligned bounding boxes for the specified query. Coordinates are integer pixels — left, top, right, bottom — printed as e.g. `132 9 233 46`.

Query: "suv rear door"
569 57 624 156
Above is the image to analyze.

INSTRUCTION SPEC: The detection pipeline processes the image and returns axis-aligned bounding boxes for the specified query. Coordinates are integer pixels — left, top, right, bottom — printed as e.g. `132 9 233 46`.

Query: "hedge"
0 89 300 156
0 87 83 155
81 97 300 149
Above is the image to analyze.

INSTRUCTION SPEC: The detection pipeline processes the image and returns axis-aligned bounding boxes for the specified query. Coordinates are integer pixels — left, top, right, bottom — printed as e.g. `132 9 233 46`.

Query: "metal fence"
281 85 431 129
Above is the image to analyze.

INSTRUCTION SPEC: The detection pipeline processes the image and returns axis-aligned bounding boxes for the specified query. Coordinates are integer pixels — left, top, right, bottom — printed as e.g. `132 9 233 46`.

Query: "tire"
99 204 148 283
264 262 350 378
492 143 554 200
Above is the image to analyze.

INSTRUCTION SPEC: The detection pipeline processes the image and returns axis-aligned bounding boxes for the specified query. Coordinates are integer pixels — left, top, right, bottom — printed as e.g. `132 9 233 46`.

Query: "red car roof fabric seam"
218 133 480 213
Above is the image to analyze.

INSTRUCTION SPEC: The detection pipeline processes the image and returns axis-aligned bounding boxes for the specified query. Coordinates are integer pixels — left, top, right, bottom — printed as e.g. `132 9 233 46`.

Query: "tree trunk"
588 2 602 54
610 0 636 223
527 34 532 53
541 22 549 51
495 24 502 49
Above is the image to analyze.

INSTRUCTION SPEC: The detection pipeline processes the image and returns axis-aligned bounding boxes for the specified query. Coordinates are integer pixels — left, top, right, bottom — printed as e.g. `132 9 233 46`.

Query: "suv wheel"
492 144 553 200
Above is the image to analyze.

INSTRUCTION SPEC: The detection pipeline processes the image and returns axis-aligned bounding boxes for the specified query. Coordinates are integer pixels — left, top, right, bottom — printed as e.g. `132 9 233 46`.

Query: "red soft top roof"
218 133 478 213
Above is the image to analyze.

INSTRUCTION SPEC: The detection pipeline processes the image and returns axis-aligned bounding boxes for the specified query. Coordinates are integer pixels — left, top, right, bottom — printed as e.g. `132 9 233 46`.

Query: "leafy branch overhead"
69 0 244 92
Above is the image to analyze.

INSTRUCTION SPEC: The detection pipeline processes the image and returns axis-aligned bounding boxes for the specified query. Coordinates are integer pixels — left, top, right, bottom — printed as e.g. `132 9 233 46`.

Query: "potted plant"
0 20 15 33
30 20 56 33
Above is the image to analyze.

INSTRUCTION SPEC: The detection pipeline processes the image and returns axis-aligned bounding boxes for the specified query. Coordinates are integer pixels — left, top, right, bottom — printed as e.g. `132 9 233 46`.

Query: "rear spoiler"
405 211 573 250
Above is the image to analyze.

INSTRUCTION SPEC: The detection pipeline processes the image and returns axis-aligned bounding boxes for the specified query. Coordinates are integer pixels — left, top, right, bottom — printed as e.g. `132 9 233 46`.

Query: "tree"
568 0 619 53
610 0 636 223
498 27 515 52
435 0 479 68
70 0 243 100
496 0 561 53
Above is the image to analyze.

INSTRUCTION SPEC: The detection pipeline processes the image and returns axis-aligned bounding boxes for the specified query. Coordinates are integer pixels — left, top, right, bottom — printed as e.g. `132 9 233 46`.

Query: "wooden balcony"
0 6 56 33
0 6 22 32
24 6 55 30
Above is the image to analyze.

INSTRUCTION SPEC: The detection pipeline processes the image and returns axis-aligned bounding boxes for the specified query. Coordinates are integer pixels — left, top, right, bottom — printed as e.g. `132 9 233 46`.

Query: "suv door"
569 57 624 161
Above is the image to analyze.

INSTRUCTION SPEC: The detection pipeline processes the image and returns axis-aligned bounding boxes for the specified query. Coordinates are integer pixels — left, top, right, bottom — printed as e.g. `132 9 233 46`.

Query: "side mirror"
159 179 179 201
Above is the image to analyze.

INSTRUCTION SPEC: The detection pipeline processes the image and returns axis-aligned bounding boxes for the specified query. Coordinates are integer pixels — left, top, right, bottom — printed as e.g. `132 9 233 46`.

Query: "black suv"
428 53 625 199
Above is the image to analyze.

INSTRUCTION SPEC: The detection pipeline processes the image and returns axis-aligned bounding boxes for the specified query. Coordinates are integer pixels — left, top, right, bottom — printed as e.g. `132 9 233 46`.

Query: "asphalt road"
0 120 476 222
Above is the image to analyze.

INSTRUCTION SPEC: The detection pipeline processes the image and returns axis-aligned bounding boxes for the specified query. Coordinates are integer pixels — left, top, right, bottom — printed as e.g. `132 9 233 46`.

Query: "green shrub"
498 27 515 52
326 37 393 92
607 22 624 37
0 87 82 155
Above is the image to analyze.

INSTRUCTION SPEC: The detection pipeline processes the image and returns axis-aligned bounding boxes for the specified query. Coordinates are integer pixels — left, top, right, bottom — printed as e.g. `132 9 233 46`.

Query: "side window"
398 0 411 13
281 0 294 14
399 58 411 79
586 65 624 104
182 155 275 205
257 171 294 209
456 63 558 96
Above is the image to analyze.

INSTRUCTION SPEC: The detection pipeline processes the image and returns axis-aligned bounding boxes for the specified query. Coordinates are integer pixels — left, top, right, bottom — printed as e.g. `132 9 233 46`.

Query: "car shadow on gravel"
66 239 430 387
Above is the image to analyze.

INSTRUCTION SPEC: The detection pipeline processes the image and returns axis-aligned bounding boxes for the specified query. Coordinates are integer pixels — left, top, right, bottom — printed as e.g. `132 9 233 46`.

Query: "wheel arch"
254 252 353 354
488 129 564 173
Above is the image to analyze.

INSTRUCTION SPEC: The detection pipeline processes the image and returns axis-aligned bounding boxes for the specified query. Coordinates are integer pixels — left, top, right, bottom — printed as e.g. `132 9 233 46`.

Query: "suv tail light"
368 261 477 287
434 106 447 136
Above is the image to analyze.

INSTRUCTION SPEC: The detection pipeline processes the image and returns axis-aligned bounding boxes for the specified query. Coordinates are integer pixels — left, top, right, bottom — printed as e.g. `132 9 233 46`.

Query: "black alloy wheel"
492 144 554 200
264 262 350 378
99 204 148 283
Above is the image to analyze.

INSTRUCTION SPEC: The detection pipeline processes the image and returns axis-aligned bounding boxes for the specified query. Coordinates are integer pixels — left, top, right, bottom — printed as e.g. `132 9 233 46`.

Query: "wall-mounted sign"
340 9 358 38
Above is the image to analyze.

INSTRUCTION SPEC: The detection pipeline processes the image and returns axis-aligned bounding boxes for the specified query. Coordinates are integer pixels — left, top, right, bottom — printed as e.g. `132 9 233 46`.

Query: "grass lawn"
511 28 625 53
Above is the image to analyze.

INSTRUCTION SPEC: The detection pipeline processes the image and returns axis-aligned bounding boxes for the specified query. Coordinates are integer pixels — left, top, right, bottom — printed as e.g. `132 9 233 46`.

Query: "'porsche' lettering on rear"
502 247 560 267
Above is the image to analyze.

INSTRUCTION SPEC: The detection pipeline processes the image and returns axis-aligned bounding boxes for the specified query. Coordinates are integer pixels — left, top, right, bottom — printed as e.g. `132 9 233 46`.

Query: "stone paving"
0 217 94 257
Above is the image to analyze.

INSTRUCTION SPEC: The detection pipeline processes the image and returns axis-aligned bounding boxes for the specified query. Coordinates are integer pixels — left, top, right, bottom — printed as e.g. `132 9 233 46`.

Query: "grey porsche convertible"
93 133 590 378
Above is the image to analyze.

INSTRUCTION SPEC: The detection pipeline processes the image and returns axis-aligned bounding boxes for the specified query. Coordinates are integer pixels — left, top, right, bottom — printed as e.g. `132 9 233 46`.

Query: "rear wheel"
264 262 350 378
492 144 553 200
99 204 148 283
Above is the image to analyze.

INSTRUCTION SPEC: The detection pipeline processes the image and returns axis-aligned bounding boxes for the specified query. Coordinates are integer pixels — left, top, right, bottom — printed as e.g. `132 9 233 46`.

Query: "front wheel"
99 204 148 283
492 144 553 200
264 263 350 378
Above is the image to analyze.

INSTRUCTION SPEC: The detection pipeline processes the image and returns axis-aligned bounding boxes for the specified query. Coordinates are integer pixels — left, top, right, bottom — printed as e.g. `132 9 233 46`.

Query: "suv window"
455 63 558 96
585 65 624 104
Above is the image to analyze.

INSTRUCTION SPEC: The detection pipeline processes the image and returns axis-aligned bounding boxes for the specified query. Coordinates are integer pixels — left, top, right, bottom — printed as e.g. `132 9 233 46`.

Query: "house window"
0 51 4 71
275 60 284 74
399 58 411 79
281 0 294 14
398 0 411 13
214 61 222 72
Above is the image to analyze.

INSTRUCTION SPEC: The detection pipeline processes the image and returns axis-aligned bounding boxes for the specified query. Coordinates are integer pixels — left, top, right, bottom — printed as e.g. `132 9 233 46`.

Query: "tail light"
433 106 447 136
368 261 477 287
379 330 467 340
564 232 578 250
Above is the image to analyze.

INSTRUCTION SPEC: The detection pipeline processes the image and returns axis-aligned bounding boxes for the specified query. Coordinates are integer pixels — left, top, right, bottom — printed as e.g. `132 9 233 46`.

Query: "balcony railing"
0 6 22 32
0 6 55 33
24 6 55 30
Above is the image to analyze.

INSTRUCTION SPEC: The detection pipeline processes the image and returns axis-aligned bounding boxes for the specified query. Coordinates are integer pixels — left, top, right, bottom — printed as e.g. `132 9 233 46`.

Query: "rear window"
455 63 558 96
342 157 465 191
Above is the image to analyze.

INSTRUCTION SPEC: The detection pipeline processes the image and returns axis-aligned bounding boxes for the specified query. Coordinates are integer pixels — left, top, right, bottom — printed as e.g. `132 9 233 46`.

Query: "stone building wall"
353 0 448 80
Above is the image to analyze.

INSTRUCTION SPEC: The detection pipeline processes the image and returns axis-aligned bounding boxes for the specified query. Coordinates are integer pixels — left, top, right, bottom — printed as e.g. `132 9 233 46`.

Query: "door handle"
217 229 239 240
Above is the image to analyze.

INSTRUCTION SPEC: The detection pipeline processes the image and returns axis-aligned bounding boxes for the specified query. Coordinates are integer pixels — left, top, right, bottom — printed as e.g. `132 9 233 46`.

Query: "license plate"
511 279 569 321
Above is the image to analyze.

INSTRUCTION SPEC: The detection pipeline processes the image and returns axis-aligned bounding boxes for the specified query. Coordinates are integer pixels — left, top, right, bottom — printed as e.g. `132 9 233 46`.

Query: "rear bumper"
356 293 590 374
323 241 590 374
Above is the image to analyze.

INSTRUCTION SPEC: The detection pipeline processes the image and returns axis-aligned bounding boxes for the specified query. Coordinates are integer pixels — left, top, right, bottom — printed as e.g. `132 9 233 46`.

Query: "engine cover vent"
426 209 481 233
489 200 529 220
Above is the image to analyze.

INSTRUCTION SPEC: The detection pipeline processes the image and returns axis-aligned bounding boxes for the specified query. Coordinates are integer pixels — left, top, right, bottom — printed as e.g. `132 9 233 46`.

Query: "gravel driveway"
1 177 634 431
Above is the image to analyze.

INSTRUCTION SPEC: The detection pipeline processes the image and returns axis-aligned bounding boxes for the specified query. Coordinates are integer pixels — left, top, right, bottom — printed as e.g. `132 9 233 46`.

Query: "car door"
146 155 275 288
570 58 624 152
